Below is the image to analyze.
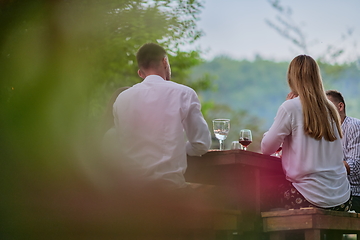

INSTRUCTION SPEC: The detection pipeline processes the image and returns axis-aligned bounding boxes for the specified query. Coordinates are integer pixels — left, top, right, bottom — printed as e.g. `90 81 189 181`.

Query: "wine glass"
212 119 230 151
231 141 242 150
275 144 283 157
239 129 252 151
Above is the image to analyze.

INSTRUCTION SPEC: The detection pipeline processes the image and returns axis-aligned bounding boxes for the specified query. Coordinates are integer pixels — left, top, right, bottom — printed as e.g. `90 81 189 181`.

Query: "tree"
82 0 210 117
1 0 209 116
266 0 358 65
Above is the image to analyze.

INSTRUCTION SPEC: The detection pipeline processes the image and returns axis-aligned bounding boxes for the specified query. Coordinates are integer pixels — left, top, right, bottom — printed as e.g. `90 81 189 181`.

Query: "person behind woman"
261 55 352 211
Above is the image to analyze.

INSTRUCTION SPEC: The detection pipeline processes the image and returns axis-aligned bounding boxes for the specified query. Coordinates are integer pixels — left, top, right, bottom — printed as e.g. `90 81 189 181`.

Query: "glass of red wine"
275 144 283 157
239 129 252 151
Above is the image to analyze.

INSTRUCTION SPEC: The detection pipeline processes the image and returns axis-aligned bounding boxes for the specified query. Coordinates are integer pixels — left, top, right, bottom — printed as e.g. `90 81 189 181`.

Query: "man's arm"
344 123 360 177
183 90 211 156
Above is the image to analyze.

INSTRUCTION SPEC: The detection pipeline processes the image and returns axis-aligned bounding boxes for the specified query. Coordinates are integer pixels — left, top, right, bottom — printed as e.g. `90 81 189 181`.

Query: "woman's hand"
344 161 350 175
286 92 298 100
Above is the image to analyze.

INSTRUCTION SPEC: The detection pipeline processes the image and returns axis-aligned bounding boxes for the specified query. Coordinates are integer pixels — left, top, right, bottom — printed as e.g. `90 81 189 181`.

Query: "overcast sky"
184 0 360 63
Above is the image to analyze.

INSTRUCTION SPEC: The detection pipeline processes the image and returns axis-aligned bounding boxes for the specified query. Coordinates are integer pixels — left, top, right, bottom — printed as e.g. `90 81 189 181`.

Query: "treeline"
191 56 360 151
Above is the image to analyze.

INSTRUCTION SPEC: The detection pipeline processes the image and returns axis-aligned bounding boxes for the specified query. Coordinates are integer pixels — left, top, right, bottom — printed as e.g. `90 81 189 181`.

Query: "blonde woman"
261 55 352 211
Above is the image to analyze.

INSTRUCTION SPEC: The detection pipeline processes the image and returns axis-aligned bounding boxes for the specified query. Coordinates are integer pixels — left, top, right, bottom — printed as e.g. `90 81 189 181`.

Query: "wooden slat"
312 215 360 230
263 214 315 231
262 208 358 218
262 208 360 233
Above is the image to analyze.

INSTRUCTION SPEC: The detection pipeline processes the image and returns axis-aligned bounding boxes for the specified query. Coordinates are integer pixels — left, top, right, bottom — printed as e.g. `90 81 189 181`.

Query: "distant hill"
192 56 360 131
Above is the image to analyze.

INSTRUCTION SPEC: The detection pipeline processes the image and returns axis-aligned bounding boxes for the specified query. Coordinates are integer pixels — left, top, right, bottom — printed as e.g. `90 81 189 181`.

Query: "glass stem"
219 140 224 150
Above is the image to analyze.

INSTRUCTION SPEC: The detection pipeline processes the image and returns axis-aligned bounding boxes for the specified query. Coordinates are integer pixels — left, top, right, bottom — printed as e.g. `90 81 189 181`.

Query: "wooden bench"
261 208 360 240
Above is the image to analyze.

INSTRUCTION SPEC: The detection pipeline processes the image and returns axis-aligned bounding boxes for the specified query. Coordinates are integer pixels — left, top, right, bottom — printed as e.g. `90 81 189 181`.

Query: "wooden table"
185 149 286 239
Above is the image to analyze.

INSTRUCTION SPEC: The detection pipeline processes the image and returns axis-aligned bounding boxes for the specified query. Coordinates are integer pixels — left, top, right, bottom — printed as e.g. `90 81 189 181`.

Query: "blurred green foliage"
1 0 359 237
0 0 215 238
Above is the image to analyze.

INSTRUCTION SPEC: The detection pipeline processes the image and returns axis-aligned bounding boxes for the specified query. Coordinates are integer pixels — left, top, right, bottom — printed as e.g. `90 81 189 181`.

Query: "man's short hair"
326 89 346 108
136 43 167 70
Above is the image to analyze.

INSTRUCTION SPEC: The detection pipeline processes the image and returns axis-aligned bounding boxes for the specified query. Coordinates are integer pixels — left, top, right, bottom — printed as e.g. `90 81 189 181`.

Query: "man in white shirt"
113 43 211 188
327 90 360 212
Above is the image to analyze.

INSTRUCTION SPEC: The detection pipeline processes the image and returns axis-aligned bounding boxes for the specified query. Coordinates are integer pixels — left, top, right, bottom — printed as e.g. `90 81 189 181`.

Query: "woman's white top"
261 97 350 208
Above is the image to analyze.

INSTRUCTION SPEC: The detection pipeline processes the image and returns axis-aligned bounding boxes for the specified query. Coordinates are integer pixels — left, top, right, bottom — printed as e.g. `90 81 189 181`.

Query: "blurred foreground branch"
0 1 218 238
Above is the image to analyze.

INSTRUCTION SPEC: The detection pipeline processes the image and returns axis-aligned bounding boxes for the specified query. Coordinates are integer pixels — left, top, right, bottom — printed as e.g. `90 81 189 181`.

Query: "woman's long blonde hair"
287 55 342 141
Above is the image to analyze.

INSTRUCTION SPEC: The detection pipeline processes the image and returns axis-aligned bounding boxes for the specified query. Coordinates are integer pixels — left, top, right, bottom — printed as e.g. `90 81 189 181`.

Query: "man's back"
113 75 211 188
